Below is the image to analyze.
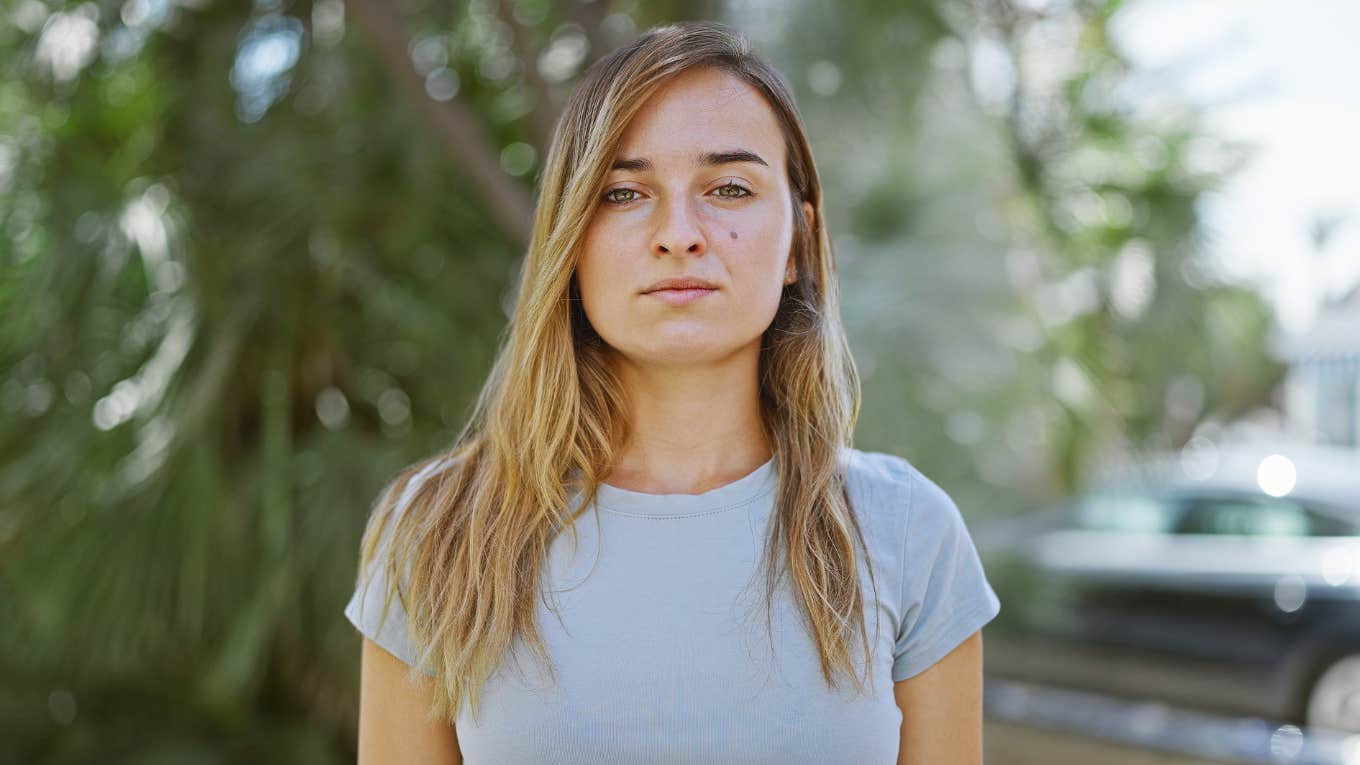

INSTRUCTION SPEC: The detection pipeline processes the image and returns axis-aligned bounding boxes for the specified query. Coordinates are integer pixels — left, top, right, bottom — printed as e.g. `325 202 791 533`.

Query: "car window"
1074 492 1181 533
1175 496 1354 537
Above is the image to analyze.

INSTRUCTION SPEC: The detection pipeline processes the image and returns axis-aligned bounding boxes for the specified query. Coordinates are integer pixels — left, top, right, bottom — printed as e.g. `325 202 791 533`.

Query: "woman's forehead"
612 67 785 170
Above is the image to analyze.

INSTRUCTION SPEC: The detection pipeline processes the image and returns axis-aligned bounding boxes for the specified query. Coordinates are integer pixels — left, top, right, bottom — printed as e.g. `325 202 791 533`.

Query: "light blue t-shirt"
344 446 1001 764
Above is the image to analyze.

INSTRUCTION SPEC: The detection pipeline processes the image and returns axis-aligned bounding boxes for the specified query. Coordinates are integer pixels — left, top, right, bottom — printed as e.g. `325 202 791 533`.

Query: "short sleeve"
343 460 446 677
891 466 1001 682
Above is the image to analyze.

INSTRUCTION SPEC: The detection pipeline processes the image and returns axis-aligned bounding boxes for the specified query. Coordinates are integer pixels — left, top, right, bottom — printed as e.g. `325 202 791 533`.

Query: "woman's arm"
893 629 985 765
358 637 462 764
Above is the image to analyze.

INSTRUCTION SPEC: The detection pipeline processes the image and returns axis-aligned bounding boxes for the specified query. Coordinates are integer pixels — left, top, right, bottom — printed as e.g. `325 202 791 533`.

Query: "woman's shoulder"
401 453 458 496
839 445 919 505
362 452 465 552
839 445 963 539
387 452 464 512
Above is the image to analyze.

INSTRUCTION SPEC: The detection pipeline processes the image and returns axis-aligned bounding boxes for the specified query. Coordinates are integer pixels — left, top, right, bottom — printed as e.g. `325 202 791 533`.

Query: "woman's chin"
622 335 761 368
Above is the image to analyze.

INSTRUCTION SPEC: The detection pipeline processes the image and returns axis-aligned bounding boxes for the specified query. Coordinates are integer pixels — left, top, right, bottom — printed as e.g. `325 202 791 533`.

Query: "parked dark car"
980 442 1360 733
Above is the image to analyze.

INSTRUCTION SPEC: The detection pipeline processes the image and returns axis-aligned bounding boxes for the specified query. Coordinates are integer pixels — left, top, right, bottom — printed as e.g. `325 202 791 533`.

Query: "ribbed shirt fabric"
344 446 1001 764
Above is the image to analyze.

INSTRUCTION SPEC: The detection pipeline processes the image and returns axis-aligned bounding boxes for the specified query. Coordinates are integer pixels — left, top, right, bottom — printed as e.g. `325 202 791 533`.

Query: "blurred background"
1 0 1357 762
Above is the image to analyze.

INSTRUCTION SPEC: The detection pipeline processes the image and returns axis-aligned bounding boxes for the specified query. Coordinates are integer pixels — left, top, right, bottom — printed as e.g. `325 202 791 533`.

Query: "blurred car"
980 442 1360 733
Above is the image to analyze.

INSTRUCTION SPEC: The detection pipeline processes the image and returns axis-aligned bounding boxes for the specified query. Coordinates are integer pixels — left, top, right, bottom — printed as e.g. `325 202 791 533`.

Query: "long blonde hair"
354 20 874 723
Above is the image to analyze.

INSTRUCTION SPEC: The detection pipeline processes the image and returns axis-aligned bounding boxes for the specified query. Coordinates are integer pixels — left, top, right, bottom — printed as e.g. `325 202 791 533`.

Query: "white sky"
1112 0 1360 332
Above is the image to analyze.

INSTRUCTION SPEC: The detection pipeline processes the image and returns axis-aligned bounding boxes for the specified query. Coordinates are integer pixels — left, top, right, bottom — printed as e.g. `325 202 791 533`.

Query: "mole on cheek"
729 231 739 240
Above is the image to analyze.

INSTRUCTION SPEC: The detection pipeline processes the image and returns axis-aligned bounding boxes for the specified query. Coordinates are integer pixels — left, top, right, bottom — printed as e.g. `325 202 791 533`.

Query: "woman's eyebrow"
609 148 769 172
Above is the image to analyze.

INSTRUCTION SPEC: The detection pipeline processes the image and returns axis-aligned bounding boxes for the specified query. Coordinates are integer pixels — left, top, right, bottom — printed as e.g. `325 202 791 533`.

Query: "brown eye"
715 183 751 199
604 188 640 204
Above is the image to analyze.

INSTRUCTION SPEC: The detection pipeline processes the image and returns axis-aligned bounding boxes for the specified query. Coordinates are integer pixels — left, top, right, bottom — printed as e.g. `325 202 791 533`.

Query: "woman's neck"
604 347 771 494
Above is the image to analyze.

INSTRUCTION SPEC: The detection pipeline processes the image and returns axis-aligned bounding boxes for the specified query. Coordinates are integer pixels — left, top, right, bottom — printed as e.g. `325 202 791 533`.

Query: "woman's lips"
645 287 716 306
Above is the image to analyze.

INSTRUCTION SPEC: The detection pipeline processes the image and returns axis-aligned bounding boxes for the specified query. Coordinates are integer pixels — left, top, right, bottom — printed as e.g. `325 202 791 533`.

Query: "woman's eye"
602 185 750 204
603 188 640 204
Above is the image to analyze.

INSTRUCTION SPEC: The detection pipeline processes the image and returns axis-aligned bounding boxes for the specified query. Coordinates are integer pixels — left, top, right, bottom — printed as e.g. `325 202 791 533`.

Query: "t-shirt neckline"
591 457 778 517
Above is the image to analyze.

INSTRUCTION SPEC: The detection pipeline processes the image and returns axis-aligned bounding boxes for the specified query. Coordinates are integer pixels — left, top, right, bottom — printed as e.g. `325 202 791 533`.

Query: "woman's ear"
786 201 815 285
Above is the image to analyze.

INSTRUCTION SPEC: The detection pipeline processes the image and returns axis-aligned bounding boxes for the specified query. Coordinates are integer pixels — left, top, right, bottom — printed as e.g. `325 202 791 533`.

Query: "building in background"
1278 284 1360 447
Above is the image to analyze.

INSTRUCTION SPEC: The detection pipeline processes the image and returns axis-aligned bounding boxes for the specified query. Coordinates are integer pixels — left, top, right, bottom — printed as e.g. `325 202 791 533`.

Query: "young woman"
346 20 1000 765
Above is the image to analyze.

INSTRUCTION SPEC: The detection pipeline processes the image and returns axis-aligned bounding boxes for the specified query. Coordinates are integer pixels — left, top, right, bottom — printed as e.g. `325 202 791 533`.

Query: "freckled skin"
576 66 809 367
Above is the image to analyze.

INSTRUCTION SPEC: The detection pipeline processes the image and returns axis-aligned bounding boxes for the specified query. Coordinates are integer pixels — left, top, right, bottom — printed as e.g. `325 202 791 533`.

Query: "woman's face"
576 66 813 368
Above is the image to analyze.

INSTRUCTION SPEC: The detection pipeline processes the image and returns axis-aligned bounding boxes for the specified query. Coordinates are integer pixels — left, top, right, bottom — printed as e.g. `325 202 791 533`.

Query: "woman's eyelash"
600 183 754 205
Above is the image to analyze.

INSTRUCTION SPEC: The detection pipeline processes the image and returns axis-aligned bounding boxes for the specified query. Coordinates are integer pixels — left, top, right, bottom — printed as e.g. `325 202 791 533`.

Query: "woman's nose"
652 197 706 256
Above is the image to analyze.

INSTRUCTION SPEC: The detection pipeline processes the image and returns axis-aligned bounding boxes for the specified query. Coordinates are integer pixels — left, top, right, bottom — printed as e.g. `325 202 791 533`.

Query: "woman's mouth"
644 287 716 306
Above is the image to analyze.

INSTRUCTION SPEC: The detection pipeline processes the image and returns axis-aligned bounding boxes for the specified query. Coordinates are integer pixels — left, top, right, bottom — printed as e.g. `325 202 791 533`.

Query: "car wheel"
1308 654 1360 733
